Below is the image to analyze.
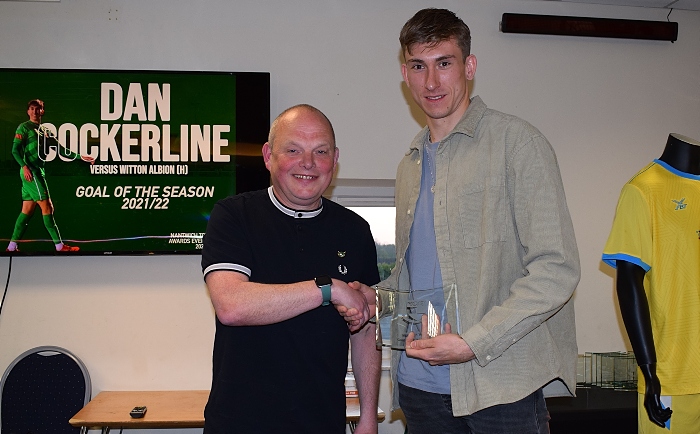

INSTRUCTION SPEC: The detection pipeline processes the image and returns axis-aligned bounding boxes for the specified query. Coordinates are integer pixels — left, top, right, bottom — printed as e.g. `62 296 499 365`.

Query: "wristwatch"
314 275 332 306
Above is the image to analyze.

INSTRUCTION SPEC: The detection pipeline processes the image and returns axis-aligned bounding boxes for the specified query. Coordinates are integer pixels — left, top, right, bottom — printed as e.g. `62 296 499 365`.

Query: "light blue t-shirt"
397 140 450 395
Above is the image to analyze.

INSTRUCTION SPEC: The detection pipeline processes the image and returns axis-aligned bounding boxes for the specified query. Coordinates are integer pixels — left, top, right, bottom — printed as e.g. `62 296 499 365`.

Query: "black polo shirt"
201 187 379 434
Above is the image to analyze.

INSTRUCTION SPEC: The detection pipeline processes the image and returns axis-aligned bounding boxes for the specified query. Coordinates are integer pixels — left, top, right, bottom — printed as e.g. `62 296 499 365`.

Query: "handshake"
331 281 377 332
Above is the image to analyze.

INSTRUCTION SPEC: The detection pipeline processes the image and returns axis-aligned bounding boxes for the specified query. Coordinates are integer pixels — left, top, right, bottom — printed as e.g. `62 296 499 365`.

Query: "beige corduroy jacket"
378 96 580 416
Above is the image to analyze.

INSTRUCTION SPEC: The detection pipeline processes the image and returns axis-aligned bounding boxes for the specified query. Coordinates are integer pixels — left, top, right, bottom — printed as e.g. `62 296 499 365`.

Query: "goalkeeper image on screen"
5 99 95 253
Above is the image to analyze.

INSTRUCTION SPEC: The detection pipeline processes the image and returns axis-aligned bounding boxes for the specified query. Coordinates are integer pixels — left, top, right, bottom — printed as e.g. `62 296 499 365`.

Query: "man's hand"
640 364 672 427
81 155 95 165
22 165 32 181
404 315 474 365
335 281 376 330
331 279 370 332
352 281 377 313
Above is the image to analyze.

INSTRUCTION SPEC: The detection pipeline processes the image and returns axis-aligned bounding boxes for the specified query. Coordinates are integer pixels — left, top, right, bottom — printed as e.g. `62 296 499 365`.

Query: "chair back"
1 346 91 433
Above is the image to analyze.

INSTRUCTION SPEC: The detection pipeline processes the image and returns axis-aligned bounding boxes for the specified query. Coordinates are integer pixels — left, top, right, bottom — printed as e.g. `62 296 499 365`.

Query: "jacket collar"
406 95 487 156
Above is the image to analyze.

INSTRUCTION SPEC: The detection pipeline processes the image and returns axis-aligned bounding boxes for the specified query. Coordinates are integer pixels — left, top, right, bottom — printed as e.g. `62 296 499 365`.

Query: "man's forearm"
207 272 326 326
350 323 381 425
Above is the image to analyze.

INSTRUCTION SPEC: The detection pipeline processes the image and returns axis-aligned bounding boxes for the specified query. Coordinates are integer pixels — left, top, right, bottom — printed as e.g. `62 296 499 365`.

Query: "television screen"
0 69 270 256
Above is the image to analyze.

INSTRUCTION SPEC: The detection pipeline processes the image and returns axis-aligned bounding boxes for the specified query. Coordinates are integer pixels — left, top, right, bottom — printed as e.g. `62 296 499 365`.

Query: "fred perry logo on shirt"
337 252 347 274
672 198 687 210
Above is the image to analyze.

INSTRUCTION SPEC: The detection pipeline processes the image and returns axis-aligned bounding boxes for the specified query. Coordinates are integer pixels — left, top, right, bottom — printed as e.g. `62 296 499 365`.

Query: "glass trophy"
376 285 457 350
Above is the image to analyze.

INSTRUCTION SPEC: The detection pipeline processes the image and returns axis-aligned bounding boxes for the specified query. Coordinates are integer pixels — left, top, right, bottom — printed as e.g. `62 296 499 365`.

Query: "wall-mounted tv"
0 69 270 256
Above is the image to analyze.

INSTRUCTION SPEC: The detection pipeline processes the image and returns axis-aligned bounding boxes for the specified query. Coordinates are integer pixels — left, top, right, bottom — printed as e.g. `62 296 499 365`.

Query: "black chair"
1 346 91 434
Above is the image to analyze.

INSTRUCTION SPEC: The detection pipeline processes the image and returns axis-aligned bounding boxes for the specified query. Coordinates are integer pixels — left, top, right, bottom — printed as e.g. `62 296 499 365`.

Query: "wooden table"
69 390 208 433
70 390 384 433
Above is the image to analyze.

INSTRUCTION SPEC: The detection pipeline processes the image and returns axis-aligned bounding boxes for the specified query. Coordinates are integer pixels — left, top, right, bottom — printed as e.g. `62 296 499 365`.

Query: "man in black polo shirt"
201 104 381 434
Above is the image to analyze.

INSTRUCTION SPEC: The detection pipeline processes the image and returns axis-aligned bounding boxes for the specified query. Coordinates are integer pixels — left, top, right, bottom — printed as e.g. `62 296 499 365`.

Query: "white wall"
0 1 698 433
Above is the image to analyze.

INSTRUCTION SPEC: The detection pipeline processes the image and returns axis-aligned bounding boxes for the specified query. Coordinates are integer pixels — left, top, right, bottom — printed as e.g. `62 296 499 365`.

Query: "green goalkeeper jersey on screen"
5 100 87 254
12 120 80 177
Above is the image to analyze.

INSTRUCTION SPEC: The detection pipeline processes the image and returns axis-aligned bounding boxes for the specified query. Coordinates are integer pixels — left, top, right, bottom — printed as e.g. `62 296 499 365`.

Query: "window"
348 206 395 281
325 179 396 369
324 178 396 279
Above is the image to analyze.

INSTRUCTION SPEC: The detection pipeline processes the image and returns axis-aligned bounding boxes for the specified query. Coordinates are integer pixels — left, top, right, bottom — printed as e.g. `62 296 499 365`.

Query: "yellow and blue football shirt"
603 159 700 395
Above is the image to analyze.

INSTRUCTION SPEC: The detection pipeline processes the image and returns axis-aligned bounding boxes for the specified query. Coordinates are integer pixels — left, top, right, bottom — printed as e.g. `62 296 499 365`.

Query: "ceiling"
531 0 700 11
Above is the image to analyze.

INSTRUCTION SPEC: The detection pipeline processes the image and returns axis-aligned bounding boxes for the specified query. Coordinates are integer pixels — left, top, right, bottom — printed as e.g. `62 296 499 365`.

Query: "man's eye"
411 64 424 70
439 61 451 68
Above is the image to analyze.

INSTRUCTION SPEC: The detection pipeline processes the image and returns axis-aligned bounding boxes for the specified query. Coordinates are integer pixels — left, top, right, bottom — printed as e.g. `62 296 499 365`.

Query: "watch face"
315 275 332 287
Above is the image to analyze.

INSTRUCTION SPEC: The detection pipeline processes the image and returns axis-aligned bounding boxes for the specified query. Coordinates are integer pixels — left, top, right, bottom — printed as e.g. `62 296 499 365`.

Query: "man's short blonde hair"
267 104 336 149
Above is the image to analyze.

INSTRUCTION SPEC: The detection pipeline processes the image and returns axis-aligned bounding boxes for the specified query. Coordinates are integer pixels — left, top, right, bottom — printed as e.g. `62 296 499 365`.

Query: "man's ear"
262 142 272 170
465 54 477 81
401 63 410 86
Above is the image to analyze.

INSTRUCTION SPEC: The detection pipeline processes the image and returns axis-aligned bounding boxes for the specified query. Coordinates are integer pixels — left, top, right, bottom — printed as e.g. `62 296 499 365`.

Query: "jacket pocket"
457 184 506 248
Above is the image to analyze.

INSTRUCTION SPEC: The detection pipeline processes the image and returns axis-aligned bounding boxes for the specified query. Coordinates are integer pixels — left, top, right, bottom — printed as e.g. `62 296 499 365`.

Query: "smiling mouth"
294 175 315 180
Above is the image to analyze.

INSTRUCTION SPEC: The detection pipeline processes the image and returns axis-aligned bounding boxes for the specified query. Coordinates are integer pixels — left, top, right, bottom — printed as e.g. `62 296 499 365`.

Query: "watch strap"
314 275 332 306
319 284 331 306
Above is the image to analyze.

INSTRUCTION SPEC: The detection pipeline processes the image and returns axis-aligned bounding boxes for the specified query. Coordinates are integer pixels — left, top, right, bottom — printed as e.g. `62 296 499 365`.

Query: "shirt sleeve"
358 218 381 287
201 199 253 279
463 133 581 366
602 183 652 271
11 125 27 167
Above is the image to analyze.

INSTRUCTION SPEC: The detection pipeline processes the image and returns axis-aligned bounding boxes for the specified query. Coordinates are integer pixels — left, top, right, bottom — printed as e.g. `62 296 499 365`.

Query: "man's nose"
426 67 439 91
300 152 315 169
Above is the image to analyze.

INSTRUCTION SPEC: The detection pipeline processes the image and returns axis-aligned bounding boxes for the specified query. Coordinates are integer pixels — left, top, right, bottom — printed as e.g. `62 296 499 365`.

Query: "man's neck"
427 122 451 143
426 102 470 143
659 133 700 175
